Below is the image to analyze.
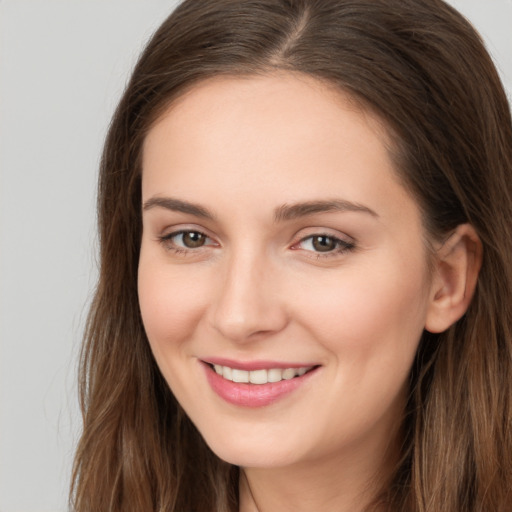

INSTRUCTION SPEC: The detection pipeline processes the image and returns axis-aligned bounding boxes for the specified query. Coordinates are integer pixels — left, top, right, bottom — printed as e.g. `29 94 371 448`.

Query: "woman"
71 1 512 511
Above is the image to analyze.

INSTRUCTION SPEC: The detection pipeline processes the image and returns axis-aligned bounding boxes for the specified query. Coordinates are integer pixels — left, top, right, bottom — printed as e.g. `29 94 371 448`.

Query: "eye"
159 230 217 251
296 234 355 254
175 231 207 248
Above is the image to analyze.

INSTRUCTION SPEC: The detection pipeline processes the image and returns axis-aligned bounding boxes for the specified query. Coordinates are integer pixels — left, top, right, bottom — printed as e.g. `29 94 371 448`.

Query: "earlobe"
424 224 482 334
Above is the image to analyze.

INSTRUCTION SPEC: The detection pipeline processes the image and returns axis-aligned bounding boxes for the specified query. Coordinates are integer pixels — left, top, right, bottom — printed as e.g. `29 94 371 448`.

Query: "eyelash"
158 230 216 254
158 230 356 258
294 234 356 258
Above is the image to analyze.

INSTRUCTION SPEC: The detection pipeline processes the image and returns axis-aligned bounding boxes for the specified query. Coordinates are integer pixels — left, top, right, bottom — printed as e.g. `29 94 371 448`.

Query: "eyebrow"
143 197 215 219
274 199 378 222
142 196 378 222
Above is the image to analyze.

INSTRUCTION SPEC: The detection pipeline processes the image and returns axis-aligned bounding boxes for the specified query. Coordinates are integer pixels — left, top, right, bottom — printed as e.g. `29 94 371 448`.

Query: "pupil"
312 235 335 252
183 232 205 248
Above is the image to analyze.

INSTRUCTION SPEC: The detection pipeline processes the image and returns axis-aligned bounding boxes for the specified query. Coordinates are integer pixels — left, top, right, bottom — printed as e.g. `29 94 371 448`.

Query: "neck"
238 436 398 512
240 452 392 512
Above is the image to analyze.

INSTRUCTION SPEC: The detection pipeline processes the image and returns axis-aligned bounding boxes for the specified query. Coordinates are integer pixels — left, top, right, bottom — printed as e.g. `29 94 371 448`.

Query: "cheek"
290 259 430 445
137 254 207 358
295 254 430 369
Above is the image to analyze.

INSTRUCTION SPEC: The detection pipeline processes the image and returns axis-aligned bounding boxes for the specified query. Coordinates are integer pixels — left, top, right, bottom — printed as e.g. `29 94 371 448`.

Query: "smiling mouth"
202 361 320 407
208 364 316 384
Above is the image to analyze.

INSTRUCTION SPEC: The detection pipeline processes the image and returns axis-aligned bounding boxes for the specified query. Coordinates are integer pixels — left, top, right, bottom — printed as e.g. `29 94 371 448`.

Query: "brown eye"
160 230 213 251
296 233 355 256
311 235 337 252
181 231 207 248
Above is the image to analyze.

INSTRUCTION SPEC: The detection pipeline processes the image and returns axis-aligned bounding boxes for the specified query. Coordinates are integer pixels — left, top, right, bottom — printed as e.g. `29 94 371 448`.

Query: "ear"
425 224 482 333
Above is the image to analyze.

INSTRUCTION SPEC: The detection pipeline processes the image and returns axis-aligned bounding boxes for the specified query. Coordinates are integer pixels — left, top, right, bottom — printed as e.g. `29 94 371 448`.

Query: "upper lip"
201 357 319 371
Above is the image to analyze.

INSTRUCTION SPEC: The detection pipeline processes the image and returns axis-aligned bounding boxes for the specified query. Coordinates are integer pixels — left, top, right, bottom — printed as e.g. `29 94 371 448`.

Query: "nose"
209 249 288 343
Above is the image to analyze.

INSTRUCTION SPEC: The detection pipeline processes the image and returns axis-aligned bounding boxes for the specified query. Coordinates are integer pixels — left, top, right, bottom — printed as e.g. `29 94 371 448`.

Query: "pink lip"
201 361 319 408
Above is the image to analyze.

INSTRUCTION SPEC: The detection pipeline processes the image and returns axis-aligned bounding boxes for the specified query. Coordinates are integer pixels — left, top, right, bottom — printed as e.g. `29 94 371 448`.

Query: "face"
138 73 434 470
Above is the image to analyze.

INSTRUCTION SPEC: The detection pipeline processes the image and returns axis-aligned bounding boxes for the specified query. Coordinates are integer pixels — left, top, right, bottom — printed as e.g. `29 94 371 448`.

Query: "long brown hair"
71 1 512 510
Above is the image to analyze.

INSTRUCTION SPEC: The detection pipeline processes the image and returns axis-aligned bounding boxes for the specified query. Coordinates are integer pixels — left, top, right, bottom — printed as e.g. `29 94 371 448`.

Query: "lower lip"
202 363 319 408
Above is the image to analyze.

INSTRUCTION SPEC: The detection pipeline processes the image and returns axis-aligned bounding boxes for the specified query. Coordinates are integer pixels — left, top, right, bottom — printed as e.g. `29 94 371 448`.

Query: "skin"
138 73 470 511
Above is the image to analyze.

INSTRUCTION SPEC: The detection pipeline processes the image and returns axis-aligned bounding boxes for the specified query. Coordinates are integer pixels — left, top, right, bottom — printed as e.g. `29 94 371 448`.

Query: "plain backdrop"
0 1 510 511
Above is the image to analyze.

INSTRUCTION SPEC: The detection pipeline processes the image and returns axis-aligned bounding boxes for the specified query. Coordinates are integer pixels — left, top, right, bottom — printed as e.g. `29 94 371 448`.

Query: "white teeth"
212 364 312 384
222 366 232 380
232 369 249 383
282 368 296 380
267 368 282 383
249 369 267 384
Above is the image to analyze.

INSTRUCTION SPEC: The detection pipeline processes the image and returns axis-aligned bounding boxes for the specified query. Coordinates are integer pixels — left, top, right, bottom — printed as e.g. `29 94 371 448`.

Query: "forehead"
141 73 416 225
144 72 390 152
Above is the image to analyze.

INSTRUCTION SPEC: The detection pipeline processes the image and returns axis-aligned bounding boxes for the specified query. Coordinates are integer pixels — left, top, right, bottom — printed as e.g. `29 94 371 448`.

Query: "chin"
200 426 304 468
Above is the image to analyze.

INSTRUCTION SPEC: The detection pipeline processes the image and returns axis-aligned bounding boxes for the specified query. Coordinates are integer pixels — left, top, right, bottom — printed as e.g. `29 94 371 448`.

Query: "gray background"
0 1 510 511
